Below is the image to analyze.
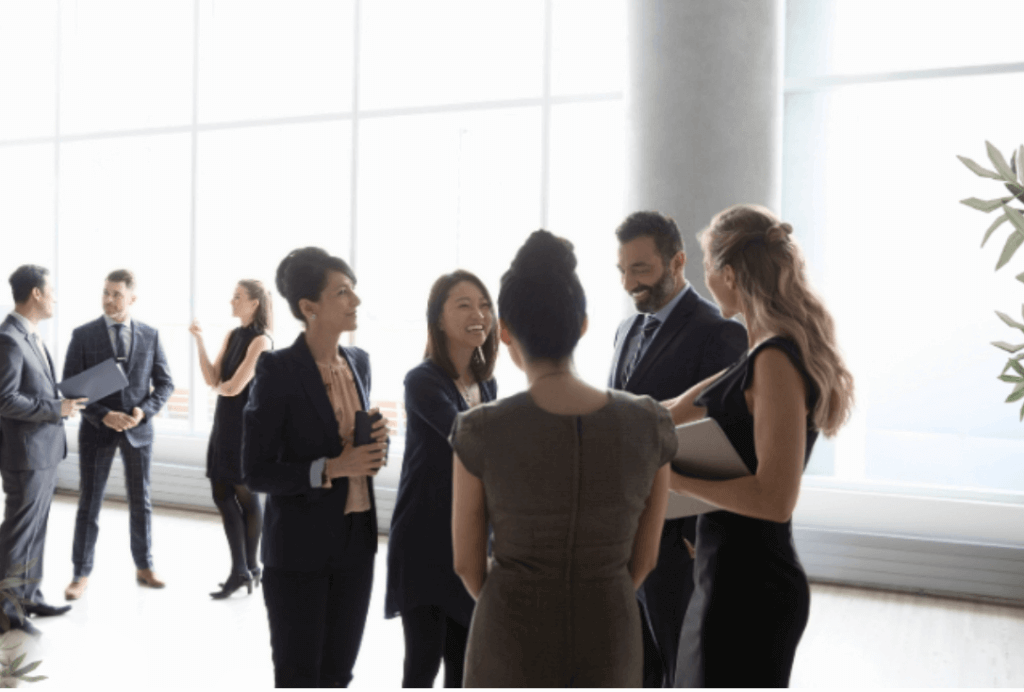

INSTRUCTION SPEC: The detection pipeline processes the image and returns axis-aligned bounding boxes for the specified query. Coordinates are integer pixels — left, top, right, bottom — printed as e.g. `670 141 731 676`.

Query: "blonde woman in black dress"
663 205 855 687
190 280 273 598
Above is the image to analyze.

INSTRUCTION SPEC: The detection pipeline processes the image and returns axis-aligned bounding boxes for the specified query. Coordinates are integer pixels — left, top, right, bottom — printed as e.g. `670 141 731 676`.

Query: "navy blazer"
385 359 497 627
0 315 67 471
63 316 174 448
242 333 378 572
609 287 748 402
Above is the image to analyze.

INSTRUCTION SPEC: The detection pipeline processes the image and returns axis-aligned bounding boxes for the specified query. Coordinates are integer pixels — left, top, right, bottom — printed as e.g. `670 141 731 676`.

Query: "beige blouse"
319 359 371 514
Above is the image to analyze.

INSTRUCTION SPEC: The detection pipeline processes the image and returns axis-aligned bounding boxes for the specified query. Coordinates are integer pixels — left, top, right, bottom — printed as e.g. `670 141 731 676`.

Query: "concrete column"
625 0 784 294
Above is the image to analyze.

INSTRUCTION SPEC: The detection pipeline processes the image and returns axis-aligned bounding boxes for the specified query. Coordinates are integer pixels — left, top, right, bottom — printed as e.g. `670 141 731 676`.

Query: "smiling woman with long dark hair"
242 247 390 688
385 270 499 688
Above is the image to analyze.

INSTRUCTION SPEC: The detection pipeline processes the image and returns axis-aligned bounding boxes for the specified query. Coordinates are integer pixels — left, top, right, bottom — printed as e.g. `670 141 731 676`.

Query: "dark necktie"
112 323 127 363
621 315 661 387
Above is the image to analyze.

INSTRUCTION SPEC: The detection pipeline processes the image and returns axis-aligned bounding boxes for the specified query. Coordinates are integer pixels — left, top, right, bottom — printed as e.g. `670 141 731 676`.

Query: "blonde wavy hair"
699 204 854 437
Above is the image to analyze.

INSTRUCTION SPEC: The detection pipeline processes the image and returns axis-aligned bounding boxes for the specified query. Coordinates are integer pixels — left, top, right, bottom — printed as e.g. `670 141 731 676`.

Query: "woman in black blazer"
385 270 498 687
243 247 389 688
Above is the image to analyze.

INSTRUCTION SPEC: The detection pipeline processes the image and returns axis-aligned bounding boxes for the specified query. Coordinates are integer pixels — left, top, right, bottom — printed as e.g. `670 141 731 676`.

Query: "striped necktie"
620 315 661 387
112 323 127 363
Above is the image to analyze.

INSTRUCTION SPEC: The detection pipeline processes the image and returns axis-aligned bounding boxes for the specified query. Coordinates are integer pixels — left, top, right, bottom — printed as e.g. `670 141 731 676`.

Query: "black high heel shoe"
210 572 253 599
249 567 262 589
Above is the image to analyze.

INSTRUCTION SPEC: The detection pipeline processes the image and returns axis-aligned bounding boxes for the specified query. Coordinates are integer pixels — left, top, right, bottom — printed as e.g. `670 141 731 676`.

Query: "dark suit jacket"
0 315 66 471
385 359 497 627
63 316 174 449
609 287 748 400
242 333 378 572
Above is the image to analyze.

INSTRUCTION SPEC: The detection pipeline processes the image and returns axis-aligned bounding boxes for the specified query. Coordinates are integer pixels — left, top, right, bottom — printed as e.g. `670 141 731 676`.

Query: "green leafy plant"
0 561 45 686
959 141 1024 419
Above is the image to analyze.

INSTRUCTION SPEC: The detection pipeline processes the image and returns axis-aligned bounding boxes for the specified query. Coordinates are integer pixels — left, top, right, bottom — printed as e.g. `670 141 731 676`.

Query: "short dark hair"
275 247 356 324
424 270 498 383
498 230 586 361
106 269 136 290
238 279 274 335
615 211 685 265
9 265 49 305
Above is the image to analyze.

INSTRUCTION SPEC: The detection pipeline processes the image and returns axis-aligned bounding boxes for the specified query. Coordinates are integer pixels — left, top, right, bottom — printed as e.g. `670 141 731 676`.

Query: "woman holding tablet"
664 204 854 688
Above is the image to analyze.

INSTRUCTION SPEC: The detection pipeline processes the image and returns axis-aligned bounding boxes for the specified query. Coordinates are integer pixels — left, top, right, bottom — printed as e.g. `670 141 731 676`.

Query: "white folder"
665 417 751 519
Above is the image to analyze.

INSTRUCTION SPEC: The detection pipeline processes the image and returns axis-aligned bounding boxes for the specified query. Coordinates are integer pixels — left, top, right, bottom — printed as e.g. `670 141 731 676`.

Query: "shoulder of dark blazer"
405 359 496 403
70 316 107 340
341 345 370 380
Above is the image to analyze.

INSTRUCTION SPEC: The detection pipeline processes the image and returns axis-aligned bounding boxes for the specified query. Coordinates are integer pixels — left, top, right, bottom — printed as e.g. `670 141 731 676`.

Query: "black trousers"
262 511 375 688
638 517 696 687
400 605 469 688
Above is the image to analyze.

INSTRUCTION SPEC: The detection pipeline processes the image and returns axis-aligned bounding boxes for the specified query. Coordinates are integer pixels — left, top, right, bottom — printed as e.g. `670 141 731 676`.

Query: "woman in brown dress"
450 231 676 687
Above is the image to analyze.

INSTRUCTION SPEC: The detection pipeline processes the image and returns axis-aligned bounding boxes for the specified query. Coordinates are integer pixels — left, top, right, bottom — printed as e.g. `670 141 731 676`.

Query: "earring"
309 314 317 321
474 345 484 363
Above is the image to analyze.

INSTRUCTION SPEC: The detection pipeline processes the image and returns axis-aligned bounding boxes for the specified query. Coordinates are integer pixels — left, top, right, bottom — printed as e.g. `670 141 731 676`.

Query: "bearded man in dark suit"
610 212 747 687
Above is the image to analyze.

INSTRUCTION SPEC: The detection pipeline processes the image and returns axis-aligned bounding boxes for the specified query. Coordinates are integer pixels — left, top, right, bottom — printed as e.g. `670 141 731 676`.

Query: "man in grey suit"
0 266 86 635
62 269 174 600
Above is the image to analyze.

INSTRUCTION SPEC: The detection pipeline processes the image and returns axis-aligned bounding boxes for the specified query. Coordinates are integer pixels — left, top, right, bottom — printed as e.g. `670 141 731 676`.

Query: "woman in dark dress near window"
385 270 499 688
664 205 855 688
189 280 273 598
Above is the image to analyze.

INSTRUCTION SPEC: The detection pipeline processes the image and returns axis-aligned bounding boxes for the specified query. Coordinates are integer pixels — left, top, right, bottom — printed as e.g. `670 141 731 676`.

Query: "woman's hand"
189 319 203 341
325 440 387 479
368 407 391 461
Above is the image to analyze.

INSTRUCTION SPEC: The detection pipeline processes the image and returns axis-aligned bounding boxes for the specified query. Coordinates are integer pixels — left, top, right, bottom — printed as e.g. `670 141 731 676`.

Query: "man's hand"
61 398 88 418
131 407 145 426
102 411 137 432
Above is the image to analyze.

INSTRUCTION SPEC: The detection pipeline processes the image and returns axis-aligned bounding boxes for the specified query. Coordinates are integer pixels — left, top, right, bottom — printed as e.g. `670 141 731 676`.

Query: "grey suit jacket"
63 316 174 448
0 314 67 471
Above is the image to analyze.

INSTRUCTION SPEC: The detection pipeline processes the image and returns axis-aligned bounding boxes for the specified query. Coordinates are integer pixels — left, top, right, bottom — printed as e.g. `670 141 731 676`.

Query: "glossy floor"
2 495 1022 688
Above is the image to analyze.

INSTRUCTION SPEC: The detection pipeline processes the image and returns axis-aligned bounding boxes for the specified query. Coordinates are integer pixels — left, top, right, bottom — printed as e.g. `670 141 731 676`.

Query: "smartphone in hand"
354 410 384 447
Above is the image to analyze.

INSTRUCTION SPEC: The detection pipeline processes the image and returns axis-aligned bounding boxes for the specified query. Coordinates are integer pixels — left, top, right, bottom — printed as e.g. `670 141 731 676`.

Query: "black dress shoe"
24 602 72 617
8 619 42 637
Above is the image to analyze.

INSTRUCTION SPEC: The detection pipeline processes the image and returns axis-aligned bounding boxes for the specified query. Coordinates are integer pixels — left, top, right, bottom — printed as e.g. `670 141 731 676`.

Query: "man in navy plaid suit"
62 269 174 600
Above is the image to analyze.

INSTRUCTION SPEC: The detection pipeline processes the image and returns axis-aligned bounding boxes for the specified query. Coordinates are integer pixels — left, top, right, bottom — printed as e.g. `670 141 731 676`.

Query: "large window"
0 1 627 473
783 0 1024 502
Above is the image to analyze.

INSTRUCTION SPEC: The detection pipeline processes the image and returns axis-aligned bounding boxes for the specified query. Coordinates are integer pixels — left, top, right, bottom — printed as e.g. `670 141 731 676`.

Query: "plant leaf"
9 654 25 672
1005 386 1024 403
992 341 1024 352
986 141 1018 182
1004 205 1024 234
1008 358 1024 377
1007 182 1024 201
958 155 1004 180
12 660 41 677
982 214 1009 247
997 374 1023 382
961 196 1012 212
996 230 1024 270
1019 145 1024 184
995 310 1024 329
19 675 47 683
1019 397 1024 421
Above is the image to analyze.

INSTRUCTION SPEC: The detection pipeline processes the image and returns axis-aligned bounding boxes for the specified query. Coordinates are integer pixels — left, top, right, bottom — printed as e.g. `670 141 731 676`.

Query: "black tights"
211 480 262 576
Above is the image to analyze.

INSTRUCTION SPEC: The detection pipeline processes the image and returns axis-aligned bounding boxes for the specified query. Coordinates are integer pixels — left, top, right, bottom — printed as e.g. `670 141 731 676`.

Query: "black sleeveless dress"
206 326 265 484
675 337 819 688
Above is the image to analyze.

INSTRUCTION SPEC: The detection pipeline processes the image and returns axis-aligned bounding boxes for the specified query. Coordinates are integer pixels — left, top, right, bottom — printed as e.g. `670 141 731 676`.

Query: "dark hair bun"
510 230 577 277
499 230 587 361
276 247 328 302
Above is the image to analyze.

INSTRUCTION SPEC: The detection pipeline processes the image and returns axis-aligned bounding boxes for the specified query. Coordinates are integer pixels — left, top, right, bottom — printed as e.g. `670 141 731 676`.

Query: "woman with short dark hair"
189 280 273 599
242 247 389 687
385 270 498 688
450 231 675 687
